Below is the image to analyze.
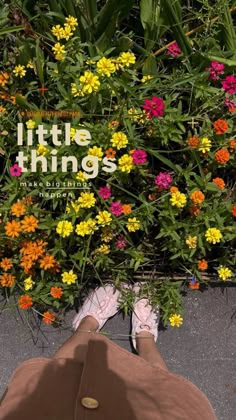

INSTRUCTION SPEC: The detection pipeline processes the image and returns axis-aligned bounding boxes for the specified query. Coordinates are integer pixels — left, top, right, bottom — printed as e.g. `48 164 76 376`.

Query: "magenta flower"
131 149 147 165
110 202 123 217
155 172 173 189
143 97 165 119
116 236 127 249
206 61 224 80
10 164 22 177
99 186 111 199
167 42 181 57
222 75 236 94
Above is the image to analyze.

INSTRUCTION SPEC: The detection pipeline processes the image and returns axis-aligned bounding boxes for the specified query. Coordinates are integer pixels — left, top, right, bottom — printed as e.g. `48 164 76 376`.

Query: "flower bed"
0 7 235 328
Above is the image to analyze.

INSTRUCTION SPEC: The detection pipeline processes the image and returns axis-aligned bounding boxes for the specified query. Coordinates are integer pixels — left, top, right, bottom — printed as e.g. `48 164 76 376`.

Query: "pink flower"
10 164 22 177
167 42 181 57
155 172 173 189
131 149 147 165
206 61 224 80
143 97 165 119
222 75 236 94
110 202 123 217
116 236 127 249
99 186 111 199
225 97 236 112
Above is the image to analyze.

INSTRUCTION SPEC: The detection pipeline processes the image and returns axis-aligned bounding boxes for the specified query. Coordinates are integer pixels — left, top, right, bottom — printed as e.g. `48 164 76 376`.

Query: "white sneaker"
131 284 160 350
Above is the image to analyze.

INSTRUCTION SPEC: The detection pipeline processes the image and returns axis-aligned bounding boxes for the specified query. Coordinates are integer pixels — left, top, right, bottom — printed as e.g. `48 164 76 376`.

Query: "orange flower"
122 204 132 215
148 193 157 201
21 215 38 232
20 255 34 273
39 254 56 270
22 196 33 206
11 201 26 217
212 177 225 190
190 190 205 204
229 139 236 152
5 220 22 238
18 295 33 309
0 258 13 271
42 311 56 324
232 205 236 217
189 204 200 216
189 281 200 290
0 273 15 287
213 119 229 134
50 286 63 299
108 120 119 129
105 148 116 159
215 149 230 164
170 186 179 194
20 241 44 261
0 72 9 87
198 259 208 271
188 136 199 149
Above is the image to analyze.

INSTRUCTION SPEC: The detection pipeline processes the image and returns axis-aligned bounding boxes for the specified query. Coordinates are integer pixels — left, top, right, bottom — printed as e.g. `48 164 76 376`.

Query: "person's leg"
136 331 168 371
53 316 99 359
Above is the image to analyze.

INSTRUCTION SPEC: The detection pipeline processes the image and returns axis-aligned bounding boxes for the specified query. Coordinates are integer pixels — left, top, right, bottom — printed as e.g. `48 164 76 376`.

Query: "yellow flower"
217 266 232 281
52 43 66 60
78 192 96 208
126 217 140 232
186 236 197 249
101 228 114 243
36 144 49 156
79 71 100 94
76 171 88 181
88 146 103 160
71 83 84 97
52 25 64 40
111 132 128 149
86 219 97 234
96 211 112 226
97 244 110 254
65 15 78 30
141 75 153 83
0 106 6 113
205 228 222 244
128 108 146 124
119 52 136 67
66 201 81 214
56 220 73 238
96 57 116 77
70 127 76 141
61 270 77 285
170 191 187 208
62 23 73 40
198 137 212 153
26 119 35 129
169 314 183 327
24 276 35 291
26 60 34 69
13 65 26 78
75 219 97 236
118 154 134 173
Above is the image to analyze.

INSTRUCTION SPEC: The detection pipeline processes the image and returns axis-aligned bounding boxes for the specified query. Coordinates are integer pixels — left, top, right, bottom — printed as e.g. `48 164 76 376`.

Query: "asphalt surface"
0 286 235 420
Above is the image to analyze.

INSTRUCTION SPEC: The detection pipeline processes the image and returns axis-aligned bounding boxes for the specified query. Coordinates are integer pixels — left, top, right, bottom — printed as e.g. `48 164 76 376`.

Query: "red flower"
215 149 230 164
232 205 236 217
42 311 56 324
143 97 165 119
213 119 229 134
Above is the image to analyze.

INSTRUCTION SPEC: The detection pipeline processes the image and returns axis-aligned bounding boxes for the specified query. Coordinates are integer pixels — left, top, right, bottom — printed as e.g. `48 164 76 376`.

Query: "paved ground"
0 286 235 419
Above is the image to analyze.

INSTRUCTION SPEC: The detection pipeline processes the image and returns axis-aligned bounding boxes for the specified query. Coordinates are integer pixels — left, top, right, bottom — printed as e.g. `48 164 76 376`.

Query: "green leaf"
147 149 177 171
160 0 192 56
140 0 162 51
0 26 24 36
35 38 45 84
